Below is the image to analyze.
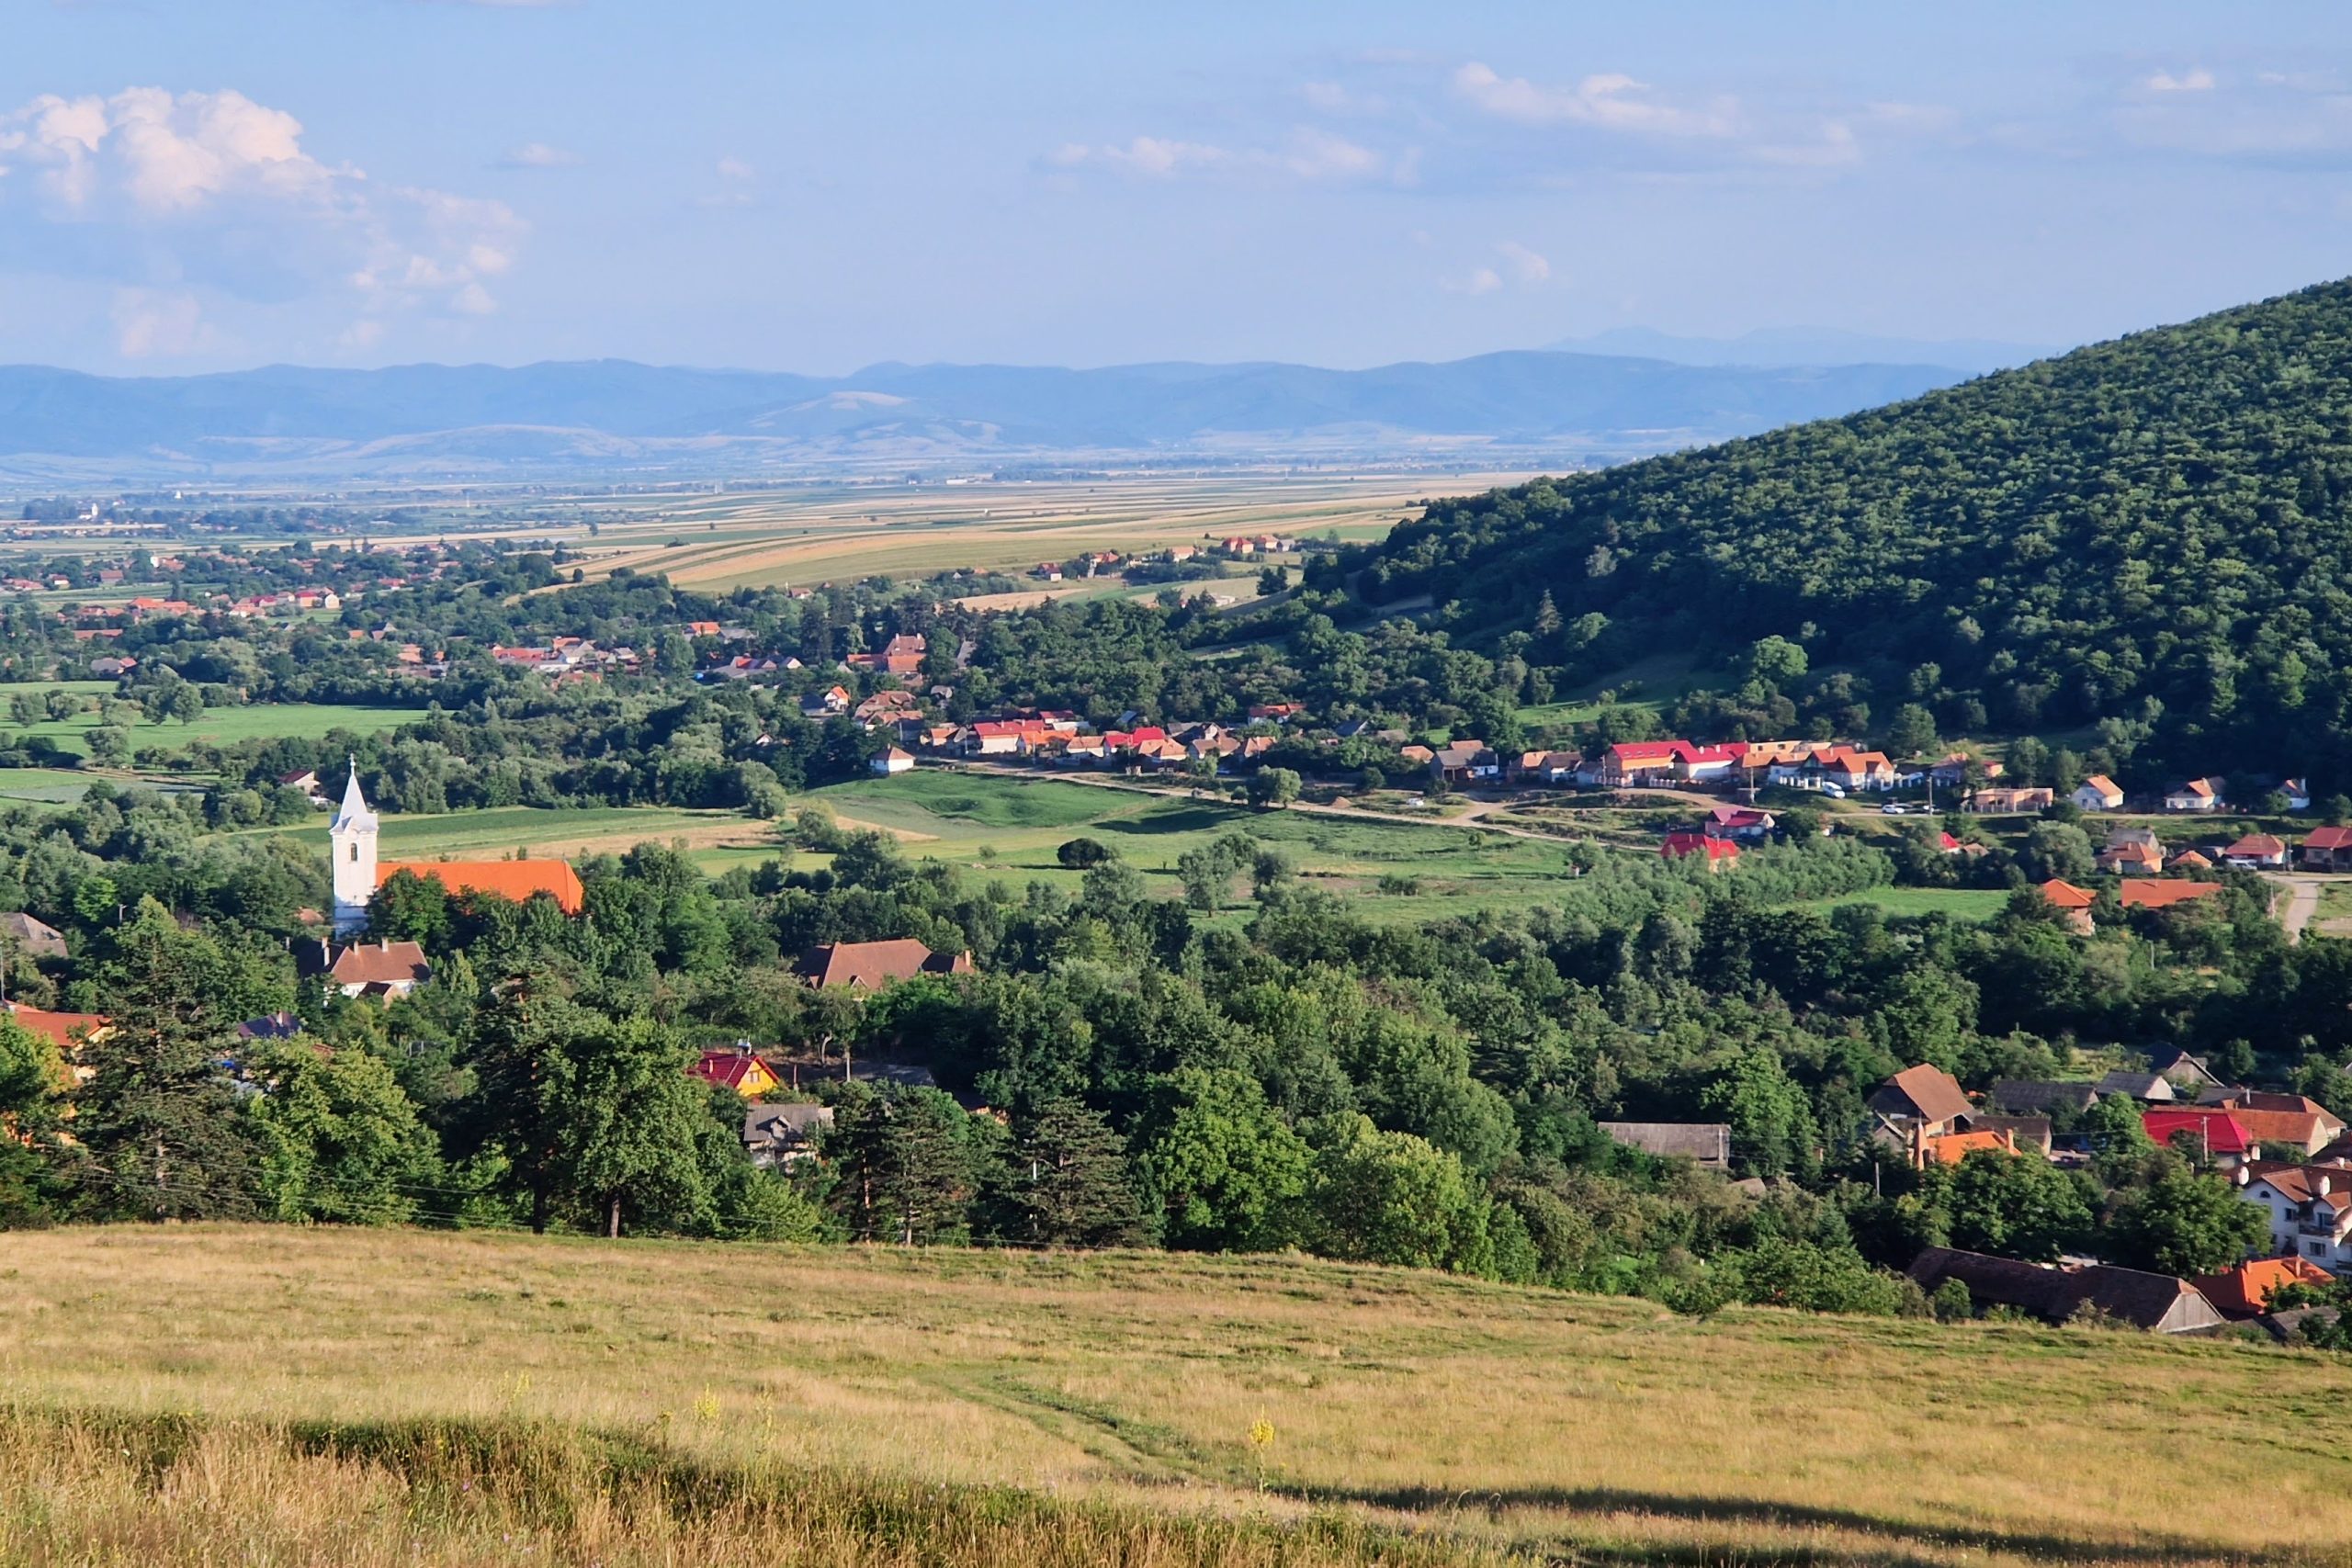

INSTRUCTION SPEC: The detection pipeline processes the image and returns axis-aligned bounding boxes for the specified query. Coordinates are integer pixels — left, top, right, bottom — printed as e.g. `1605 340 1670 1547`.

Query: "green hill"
1362 279 2352 783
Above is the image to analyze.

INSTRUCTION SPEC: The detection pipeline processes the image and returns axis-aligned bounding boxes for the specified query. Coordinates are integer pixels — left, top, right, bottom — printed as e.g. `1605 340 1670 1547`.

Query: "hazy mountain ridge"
0 353 1971 479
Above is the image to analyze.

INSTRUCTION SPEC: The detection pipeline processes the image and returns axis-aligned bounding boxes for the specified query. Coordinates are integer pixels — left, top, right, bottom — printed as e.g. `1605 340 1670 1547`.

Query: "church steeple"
328 759 379 935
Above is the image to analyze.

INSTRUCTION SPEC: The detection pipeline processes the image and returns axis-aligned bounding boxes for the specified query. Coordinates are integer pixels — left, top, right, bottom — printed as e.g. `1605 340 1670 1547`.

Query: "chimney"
2235 1166 2251 1186
2322 1175 2333 1198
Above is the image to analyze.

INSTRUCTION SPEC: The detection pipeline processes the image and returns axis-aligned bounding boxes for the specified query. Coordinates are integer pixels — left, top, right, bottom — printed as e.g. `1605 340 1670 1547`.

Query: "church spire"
331 756 376 832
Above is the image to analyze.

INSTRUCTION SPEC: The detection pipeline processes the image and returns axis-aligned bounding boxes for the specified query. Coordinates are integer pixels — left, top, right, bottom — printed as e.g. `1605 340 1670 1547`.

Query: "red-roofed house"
2224 833 2289 870
2037 878 2098 934
692 1048 782 1098
2191 1256 2333 1317
1660 831 1739 867
2304 827 2352 871
2145 1108 2251 1159
2119 880 2223 911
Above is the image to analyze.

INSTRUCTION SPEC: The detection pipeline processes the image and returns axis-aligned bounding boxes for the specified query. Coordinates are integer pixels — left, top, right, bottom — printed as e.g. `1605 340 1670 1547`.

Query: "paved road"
2267 872 2324 943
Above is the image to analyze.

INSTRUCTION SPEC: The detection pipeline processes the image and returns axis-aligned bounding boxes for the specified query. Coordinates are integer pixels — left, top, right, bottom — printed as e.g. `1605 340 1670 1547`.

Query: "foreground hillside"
1365 277 2352 779
6 1228 2351 1565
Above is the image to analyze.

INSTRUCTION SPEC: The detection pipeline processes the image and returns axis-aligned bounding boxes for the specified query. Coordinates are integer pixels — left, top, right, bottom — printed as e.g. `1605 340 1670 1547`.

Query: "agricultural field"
544 470 1537 591
250 803 770 867
810 769 1584 915
3 1224 2346 1567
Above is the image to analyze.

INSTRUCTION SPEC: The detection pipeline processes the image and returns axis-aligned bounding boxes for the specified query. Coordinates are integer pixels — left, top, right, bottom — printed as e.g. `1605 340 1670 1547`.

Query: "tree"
0 1015 62 1225
69 900 259 1221
1056 837 1112 869
1247 768 1302 809
557 1012 715 1238
166 684 204 726
1131 1067 1308 1252
989 1098 1148 1247
1302 1115 1493 1273
2017 820 2096 884
1177 844 1234 911
826 1085 979 1245
85 725 132 768
1884 703 1939 760
1744 636 1808 688
246 1035 439 1225
1942 1148 2092 1260
2104 1170 2267 1276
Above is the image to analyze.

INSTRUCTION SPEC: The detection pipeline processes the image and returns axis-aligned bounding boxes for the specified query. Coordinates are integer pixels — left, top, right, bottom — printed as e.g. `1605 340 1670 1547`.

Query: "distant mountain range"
1549 327 2058 376
0 352 1977 483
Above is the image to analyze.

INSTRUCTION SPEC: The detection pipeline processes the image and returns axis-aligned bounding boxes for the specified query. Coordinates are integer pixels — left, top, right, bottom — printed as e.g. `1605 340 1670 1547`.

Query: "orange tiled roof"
2038 878 2098 909
378 860 585 915
2120 880 2223 909
2191 1256 2333 1316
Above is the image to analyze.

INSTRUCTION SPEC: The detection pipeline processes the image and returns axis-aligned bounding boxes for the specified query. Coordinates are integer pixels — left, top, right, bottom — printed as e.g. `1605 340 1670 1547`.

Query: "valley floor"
5 1225 2348 1565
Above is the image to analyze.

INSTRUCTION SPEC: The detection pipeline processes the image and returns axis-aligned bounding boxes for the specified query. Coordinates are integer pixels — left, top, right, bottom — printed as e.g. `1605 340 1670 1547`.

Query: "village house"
1430 742 1499 784
1986 1079 2100 1116
1868 1064 1974 1164
2225 833 2290 870
870 746 916 776
2143 1108 2249 1161
1703 805 1776 841
2199 1091 2346 1156
2098 827 2165 876
1660 831 1740 868
693 1045 783 1099
322 938 433 999
2155 1049 2223 1092
742 1101 834 1168
1968 786 2055 814
2119 880 2224 912
1958 1113 2054 1156
2098 1069 2177 1103
2303 827 2352 871
2036 878 2098 934
0 911 68 960
1907 1247 2226 1334
1513 750 1583 784
2073 774 2126 811
2191 1256 2334 1318
1930 752 2001 787
799 939 974 989
1597 1122 1731 1169
2236 1159 2352 1268
2165 777 2225 812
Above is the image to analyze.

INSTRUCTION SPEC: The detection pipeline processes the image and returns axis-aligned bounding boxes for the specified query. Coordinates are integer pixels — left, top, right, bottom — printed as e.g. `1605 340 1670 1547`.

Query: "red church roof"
378 860 585 915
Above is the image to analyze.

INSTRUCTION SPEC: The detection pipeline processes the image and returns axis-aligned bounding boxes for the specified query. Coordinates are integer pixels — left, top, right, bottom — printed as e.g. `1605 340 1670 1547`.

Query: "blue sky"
5 1 2350 375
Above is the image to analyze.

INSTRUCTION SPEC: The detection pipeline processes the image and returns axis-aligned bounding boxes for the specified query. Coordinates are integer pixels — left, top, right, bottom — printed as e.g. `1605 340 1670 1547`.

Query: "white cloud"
1498 240 1551 284
1444 265 1504 296
0 85 523 343
2145 67 2217 94
111 287 220 359
500 141 579 168
1050 129 1395 183
1452 62 1740 139
696 155 760 207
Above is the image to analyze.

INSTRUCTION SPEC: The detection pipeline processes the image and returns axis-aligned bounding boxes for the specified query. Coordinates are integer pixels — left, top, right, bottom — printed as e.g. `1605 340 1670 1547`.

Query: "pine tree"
828 1085 977 1245
991 1098 1148 1247
72 899 257 1221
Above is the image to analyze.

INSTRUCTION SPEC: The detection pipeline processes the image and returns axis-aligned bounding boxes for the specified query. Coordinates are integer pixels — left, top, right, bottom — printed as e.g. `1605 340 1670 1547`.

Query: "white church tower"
329 760 379 935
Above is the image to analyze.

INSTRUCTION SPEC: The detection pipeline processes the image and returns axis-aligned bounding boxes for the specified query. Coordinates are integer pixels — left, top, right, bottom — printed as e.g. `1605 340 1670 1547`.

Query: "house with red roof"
692 1047 782 1098
2224 833 2289 870
2190 1256 2333 1318
2144 1107 2251 1160
2119 880 2224 912
2036 878 2098 934
2304 826 2352 871
2237 1160 2352 1269
1660 831 1739 867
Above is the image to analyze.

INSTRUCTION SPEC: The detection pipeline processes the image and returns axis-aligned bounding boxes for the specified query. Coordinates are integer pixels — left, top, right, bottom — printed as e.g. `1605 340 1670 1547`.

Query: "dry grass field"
6 1225 2350 1566
554 470 1538 590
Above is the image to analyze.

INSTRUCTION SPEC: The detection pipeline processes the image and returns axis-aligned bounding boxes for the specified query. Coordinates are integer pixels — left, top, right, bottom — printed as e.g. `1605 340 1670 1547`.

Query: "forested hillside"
1362 279 2352 778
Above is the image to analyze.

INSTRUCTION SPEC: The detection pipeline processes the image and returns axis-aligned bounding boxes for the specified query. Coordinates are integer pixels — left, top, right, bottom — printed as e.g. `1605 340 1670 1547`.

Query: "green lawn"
1 697 426 759
1803 886 2013 921
254 804 748 862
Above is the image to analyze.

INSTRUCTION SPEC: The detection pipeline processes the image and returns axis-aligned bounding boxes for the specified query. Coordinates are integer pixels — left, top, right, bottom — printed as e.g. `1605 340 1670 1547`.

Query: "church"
330 765 586 934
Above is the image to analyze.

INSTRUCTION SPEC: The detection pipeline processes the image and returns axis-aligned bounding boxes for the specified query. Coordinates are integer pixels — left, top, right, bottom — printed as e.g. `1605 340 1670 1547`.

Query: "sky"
4 1 2351 377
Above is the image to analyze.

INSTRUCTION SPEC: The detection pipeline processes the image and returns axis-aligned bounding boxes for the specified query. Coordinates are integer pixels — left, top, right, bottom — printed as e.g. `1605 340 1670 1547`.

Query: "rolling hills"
6 1224 2350 1566
0 352 1967 480
1365 277 2352 781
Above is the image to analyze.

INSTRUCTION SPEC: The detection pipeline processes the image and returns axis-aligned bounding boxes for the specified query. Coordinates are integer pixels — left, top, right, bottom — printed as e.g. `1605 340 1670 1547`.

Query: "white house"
870 746 915 776
2073 775 2125 811
2236 1162 2352 1268
2165 777 2224 812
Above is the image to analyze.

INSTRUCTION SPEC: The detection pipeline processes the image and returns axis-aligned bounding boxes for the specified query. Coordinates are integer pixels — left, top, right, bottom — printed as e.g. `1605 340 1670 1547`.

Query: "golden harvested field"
6 1225 2349 1566
557 470 1537 589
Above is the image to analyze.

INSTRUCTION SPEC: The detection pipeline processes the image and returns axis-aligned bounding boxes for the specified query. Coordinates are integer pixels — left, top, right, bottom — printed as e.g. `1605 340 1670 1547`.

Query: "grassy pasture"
0 690 424 758
4 1224 2347 1567
254 803 769 866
